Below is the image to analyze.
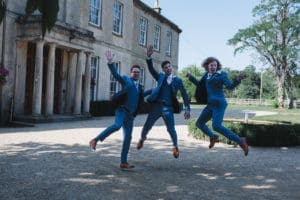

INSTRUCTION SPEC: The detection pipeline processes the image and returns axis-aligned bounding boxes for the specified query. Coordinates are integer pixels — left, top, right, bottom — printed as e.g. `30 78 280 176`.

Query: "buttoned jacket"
108 63 151 115
189 71 240 106
146 58 190 112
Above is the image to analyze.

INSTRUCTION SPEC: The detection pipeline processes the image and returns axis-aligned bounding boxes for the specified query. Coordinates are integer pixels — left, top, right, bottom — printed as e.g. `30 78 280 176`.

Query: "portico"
13 19 95 121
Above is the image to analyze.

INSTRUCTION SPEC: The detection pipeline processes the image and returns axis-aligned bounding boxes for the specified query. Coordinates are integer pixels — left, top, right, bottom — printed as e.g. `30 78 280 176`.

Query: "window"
113 1 123 35
89 0 102 26
139 17 148 46
166 31 172 56
90 57 99 101
153 25 161 51
139 68 145 85
152 78 157 88
110 62 121 97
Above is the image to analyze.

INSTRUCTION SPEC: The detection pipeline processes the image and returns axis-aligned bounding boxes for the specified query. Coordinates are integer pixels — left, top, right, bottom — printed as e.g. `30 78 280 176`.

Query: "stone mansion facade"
0 0 181 125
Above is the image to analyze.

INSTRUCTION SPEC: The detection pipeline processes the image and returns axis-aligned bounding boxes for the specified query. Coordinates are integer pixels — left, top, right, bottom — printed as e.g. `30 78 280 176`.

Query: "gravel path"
0 111 299 200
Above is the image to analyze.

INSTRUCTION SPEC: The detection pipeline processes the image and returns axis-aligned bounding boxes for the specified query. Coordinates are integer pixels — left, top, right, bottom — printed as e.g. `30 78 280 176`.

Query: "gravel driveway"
0 111 299 200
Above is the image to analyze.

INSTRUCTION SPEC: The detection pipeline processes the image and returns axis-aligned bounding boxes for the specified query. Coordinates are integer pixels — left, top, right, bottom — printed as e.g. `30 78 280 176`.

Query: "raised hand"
105 50 115 63
147 45 154 57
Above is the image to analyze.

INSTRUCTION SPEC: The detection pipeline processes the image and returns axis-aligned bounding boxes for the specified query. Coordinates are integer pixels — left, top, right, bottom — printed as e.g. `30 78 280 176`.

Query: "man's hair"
201 57 222 71
161 60 170 69
130 65 141 72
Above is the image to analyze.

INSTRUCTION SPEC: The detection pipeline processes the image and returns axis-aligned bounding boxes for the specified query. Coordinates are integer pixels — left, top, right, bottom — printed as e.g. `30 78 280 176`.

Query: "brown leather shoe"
209 135 219 149
239 137 249 156
172 147 179 158
137 140 144 150
89 139 97 151
120 162 135 169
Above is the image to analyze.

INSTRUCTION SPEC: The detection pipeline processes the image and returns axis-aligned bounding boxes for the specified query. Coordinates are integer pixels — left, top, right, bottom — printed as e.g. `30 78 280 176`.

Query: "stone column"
32 40 44 116
73 50 84 115
14 41 28 115
65 51 75 113
45 43 56 116
83 52 92 114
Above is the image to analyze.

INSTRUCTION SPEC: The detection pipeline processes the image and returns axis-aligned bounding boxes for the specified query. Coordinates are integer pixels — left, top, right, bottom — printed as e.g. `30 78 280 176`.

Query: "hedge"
188 118 300 147
90 101 183 116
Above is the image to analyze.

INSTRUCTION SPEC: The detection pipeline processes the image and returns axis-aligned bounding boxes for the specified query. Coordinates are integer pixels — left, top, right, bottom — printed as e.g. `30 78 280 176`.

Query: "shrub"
188 118 300 147
90 101 157 116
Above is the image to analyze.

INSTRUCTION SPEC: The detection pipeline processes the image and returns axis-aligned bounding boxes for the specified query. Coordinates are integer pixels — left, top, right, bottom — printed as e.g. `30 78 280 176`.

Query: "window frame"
153 25 161 51
90 56 99 101
139 17 148 46
110 62 121 97
112 1 123 35
165 30 172 56
139 67 145 86
89 0 102 27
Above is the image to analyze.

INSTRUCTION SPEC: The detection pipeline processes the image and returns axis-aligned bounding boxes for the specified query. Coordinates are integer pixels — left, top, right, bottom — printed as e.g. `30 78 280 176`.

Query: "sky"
141 0 262 71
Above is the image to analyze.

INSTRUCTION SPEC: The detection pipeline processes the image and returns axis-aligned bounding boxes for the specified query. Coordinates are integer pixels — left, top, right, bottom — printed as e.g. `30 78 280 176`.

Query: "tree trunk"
285 74 294 109
276 75 285 108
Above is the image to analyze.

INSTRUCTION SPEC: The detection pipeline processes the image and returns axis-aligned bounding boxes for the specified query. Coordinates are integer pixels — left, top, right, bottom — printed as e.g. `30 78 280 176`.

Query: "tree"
25 0 59 37
261 68 277 99
223 68 240 98
235 66 261 99
0 0 59 36
178 64 204 101
228 0 300 108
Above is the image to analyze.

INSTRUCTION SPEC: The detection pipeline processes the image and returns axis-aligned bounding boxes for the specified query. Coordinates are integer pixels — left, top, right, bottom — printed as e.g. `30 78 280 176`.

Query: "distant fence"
226 98 273 106
226 98 300 108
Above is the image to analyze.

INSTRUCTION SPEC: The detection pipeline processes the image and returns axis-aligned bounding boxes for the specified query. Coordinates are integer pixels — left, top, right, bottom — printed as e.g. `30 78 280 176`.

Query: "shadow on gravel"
1 138 298 200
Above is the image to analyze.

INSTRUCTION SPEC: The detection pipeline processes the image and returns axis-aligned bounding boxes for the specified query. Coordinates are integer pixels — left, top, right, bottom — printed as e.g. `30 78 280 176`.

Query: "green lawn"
191 104 300 124
229 105 300 124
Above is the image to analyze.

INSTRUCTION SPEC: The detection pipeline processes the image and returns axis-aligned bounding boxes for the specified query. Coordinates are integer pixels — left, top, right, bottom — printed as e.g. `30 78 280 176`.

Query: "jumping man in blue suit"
186 57 249 156
89 51 152 169
137 45 191 158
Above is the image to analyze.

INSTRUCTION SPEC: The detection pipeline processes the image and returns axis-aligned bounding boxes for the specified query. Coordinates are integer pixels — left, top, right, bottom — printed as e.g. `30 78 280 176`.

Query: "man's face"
208 61 217 74
162 63 172 75
130 67 140 80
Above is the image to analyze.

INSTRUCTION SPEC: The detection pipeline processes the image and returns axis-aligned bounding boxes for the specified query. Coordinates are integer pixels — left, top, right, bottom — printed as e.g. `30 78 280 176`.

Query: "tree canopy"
228 0 300 108
0 0 59 36
25 0 59 37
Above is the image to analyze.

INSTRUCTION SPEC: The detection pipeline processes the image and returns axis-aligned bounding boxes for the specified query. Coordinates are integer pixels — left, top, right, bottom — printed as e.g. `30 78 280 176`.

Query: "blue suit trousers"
196 104 243 144
94 108 133 163
141 103 178 147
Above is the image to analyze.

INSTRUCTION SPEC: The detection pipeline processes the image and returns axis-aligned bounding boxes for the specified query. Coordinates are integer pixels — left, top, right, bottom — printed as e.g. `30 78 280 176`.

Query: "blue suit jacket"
108 63 151 115
146 58 190 112
188 71 240 106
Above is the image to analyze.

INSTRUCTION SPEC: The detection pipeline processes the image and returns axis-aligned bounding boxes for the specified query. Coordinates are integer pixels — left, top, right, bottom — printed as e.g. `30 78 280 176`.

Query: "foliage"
90 101 154 117
293 74 300 98
0 0 6 23
228 0 300 108
25 0 59 37
178 64 205 101
261 68 277 99
188 118 300 147
223 68 239 98
238 66 261 98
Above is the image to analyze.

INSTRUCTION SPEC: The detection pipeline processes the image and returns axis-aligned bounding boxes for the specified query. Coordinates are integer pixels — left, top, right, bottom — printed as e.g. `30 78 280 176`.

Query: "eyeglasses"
131 71 140 73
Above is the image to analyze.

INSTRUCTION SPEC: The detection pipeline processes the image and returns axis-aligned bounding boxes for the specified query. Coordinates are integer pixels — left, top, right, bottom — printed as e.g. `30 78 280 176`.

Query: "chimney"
153 0 161 14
